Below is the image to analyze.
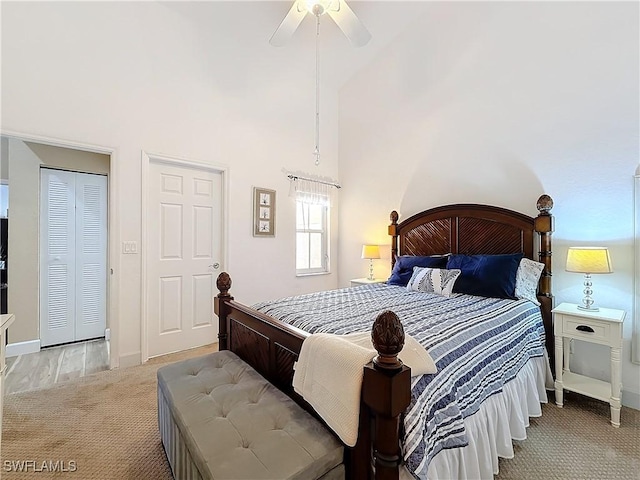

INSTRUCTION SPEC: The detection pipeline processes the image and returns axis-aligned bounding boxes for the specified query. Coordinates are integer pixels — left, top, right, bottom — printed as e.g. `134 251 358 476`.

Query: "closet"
40 168 107 347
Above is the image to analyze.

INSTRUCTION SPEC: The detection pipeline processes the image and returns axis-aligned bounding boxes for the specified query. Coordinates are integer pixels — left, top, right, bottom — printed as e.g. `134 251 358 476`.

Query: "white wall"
635 173 640 365
1 2 341 366
338 2 640 407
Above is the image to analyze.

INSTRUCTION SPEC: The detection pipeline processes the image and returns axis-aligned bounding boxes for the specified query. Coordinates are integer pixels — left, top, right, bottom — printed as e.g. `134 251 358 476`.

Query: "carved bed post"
362 311 411 480
214 272 234 351
534 195 555 369
534 194 554 297
389 211 399 268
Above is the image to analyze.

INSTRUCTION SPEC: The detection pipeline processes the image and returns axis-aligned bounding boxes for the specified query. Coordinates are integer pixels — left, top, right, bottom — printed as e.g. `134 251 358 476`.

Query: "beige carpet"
2 344 216 479
496 391 640 480
2 347 639 479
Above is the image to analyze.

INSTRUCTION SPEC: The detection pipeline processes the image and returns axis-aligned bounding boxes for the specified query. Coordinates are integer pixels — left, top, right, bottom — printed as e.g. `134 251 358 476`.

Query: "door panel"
193 206 213 258
74 173 107 341
147 161 222 357
192 274 213 328
40 169 76 347
160 276 182 333
161 204 183 259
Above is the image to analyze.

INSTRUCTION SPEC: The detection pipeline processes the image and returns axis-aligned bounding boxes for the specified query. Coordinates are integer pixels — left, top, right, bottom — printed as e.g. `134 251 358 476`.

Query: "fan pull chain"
314 13 321 166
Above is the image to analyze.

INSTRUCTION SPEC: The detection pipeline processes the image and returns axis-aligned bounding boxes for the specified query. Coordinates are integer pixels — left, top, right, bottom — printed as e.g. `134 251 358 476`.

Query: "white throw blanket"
292 332 437 447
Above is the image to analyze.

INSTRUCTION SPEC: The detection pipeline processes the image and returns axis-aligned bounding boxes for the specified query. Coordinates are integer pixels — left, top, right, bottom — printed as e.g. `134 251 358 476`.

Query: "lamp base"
577 305 600 312
577 273 599 312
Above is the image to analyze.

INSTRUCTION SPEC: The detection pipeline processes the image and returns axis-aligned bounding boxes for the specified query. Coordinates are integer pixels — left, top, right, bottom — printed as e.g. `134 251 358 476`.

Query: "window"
296 200 329 274
0 183 8 218
289 175 337 275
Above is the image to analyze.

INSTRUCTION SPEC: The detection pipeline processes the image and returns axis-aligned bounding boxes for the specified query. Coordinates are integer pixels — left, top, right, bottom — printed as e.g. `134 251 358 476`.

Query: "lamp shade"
566 247 613 274
361 244 380 260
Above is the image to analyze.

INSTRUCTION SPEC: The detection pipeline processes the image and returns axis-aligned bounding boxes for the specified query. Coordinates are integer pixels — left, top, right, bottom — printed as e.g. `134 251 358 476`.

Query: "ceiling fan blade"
269 2 308 47
327 0 372 47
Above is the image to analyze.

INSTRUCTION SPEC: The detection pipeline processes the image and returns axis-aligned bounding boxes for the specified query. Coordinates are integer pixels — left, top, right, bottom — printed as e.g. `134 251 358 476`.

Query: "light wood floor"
5 338 109 394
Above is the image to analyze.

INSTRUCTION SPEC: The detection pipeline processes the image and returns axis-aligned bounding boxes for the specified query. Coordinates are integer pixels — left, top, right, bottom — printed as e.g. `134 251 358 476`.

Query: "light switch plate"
122 241 138 254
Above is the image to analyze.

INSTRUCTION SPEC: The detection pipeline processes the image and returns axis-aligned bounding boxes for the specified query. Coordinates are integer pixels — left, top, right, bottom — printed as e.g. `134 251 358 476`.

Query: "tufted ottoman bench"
157 350 345 480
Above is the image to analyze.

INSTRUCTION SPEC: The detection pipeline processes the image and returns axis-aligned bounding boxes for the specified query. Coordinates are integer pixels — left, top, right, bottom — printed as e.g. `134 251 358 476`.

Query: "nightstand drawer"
562 316 611 343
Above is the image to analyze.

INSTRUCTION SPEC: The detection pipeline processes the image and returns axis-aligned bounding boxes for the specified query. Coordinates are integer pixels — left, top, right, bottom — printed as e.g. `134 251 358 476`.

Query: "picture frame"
253 187 276 237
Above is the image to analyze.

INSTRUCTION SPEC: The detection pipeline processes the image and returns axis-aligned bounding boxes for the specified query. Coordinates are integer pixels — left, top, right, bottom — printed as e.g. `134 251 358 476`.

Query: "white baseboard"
6 339 41 358
118 351 141 368
622 389 640 410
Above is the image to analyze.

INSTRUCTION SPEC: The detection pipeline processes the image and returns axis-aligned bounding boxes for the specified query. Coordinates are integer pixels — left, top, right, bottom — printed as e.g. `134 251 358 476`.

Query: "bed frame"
214 195 554 480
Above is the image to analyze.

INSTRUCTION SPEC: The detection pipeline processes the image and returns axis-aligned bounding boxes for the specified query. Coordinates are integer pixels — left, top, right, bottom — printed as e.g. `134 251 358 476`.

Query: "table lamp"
565 246 613 311
361 245 380 281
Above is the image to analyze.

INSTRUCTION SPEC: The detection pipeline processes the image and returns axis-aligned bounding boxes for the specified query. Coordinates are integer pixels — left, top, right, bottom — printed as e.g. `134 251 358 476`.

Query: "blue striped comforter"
253 283 546 478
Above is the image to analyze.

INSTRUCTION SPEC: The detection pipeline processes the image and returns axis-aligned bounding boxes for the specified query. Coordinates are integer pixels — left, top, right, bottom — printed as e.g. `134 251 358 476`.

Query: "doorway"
0 134 117 368
143 154 225 359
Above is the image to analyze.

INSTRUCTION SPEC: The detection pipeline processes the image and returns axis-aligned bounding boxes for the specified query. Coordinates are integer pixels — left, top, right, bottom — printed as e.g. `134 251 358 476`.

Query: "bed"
214 195 555 479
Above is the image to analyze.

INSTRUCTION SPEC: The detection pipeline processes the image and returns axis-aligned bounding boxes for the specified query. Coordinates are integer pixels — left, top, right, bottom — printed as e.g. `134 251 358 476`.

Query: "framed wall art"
253 187 276 237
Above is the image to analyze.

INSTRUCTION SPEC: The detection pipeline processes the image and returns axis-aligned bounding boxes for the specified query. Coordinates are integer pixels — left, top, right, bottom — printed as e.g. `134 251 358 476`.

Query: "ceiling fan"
270 0 372 48
270 1 371 166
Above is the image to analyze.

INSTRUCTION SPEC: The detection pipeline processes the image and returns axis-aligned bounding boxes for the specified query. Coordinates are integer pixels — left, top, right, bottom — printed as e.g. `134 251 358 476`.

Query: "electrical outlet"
122 241 138 254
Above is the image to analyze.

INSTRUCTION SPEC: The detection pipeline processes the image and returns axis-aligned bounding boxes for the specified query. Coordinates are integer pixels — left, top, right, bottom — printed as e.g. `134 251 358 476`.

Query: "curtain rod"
287 174 341 189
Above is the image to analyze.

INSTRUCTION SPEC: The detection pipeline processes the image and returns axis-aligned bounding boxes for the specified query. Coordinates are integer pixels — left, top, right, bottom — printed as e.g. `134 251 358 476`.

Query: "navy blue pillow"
446 253 524 299
387 255 449 286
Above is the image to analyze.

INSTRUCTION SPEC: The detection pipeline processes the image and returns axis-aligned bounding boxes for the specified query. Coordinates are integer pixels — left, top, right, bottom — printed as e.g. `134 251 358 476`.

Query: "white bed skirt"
401 354 553 480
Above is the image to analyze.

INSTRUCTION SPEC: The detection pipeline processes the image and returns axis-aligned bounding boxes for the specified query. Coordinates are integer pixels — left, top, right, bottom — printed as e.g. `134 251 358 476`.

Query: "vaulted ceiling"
162 1 431 90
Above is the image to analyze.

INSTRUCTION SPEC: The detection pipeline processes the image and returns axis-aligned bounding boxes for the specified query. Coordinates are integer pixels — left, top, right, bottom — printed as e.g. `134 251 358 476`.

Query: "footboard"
214 272 410 480
214 272 307 394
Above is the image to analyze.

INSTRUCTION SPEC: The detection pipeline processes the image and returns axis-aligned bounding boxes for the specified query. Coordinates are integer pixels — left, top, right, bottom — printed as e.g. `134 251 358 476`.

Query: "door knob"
209 263 220 270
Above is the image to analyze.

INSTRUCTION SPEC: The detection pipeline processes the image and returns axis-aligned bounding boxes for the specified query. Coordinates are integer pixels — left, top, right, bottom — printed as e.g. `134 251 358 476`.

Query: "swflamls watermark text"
3 460 77 473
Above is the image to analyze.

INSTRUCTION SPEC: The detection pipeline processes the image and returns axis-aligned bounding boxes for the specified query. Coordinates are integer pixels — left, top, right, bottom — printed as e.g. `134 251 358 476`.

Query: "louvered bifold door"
40 169 76 347
74 173 107 341
40 169 107 347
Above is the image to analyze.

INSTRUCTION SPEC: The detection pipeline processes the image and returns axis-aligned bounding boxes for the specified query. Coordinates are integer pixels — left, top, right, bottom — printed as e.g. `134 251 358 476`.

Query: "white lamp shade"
361 244 380 260
566 247 613 274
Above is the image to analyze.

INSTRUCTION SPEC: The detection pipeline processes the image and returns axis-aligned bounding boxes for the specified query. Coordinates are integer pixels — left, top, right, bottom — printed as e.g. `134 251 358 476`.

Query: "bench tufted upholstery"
157 350 344 480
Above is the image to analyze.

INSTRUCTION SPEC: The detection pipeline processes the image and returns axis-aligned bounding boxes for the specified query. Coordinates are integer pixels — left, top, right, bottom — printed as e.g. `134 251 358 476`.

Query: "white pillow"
406 267 461 297
515 258 545 306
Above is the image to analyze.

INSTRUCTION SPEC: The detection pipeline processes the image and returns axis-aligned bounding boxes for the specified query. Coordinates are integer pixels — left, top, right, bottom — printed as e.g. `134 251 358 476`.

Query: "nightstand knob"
576 325 595 333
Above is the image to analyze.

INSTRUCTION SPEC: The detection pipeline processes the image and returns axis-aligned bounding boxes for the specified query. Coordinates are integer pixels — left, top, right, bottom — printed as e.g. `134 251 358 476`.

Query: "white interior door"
147 160 222 357
40 169 76 346
40 169 107 347
75 173 108 341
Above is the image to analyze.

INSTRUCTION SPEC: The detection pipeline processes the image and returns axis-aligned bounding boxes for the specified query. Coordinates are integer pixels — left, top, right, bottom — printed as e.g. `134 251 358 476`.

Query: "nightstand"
350 278 386 287
552 302 625 426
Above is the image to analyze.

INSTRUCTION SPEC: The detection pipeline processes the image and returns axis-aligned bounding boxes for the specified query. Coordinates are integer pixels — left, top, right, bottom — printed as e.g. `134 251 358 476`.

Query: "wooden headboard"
388 195 555 364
